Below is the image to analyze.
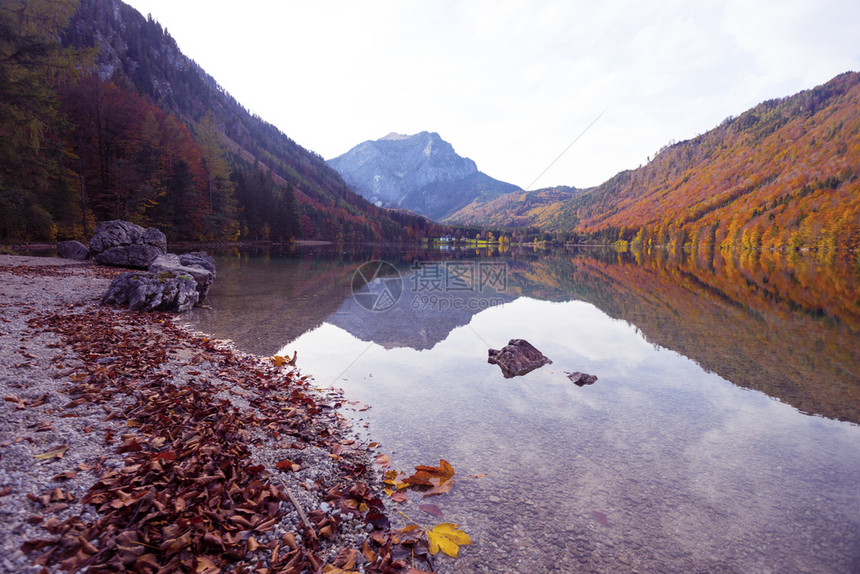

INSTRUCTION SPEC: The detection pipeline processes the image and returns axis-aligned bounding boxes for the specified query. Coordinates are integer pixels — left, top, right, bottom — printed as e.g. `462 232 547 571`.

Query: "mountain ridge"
442 185 585 227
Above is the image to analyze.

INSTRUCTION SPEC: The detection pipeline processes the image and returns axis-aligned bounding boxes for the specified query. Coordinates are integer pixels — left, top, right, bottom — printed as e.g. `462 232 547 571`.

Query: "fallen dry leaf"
418 503 443 517
52 470 78 481
383 470 410 490
375 453 392 468
332 547 359 569
194 555 221 574
391 524 424 545
422 478 455 498
427 523 471 557
276 459 301 472
591 510 610 526
404 459 454 487
34 445 68 460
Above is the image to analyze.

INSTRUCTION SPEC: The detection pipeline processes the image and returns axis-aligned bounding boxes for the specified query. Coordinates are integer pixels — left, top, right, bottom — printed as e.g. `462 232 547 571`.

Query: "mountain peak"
328 132 518 220
381 131 438 140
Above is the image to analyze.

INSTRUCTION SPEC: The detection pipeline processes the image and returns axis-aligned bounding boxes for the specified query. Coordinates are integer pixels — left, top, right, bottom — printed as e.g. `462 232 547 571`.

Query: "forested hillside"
543 72 860 252
443 186 581 227
0 0 438 243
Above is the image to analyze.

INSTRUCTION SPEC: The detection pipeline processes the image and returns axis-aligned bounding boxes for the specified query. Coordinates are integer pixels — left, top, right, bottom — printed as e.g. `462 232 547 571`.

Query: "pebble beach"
0 255 392 573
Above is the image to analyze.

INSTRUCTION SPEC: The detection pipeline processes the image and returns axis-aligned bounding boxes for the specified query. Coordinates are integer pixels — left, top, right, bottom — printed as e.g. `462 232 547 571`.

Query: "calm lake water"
186 245 860 573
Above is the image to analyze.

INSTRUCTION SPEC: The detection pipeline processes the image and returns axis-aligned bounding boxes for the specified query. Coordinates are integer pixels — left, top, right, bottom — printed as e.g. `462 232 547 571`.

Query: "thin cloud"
125 0 860 189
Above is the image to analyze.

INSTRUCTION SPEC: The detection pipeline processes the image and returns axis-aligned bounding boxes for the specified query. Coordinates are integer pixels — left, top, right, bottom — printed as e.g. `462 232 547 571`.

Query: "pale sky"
123 0 860 190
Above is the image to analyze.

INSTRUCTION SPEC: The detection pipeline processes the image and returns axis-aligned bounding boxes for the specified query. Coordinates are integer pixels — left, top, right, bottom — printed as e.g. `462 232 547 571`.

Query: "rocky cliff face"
328 132 518 220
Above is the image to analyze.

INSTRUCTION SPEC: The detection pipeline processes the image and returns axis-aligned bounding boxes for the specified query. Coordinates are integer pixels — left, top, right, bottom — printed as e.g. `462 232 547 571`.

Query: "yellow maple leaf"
426 523 471 557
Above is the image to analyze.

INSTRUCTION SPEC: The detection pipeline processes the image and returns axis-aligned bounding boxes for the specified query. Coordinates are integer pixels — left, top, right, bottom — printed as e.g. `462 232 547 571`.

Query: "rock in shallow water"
488 338 552 378
567 371 598 386
148 252 215 302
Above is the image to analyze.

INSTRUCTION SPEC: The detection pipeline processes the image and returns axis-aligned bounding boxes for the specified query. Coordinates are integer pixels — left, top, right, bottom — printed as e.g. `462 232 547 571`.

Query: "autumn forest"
1 0 439 244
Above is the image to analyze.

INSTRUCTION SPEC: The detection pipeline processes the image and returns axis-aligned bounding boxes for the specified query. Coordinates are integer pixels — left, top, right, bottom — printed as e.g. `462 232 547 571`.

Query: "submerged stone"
567 371 598 386
487 338 552 378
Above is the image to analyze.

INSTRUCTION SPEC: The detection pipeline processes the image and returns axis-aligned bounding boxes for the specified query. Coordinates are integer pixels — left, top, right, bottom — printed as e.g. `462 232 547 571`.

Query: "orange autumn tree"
61 77 210 239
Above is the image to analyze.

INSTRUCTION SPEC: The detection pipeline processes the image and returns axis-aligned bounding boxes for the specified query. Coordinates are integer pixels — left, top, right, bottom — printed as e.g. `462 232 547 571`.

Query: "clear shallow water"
188 246 860 573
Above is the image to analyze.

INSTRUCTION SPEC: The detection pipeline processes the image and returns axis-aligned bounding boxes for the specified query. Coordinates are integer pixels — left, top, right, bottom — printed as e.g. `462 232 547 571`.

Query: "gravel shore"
0 255 392 573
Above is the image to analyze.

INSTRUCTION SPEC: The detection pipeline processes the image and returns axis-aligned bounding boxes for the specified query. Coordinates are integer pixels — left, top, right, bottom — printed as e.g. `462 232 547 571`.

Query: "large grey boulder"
88 220 167 268
178 251 216 277
102 271 199 312
148 252 215 302
488 339 553 378
142 227 168 252
94 244 164 268
56 240 89 261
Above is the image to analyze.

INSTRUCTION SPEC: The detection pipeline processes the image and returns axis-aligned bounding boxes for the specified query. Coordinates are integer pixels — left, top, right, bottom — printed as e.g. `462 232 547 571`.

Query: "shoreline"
0 255 397 573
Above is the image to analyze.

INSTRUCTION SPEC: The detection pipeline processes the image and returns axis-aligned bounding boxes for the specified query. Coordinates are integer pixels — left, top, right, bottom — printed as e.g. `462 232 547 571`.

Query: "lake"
185 245 860 573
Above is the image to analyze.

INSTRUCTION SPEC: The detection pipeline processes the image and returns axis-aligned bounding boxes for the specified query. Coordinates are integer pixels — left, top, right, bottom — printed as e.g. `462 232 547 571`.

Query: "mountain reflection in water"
189 245 860 424
185 245 860 573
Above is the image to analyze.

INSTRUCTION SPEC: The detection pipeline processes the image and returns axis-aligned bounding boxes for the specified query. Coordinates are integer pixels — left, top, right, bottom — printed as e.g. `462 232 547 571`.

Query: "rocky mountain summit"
328 132 519 220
